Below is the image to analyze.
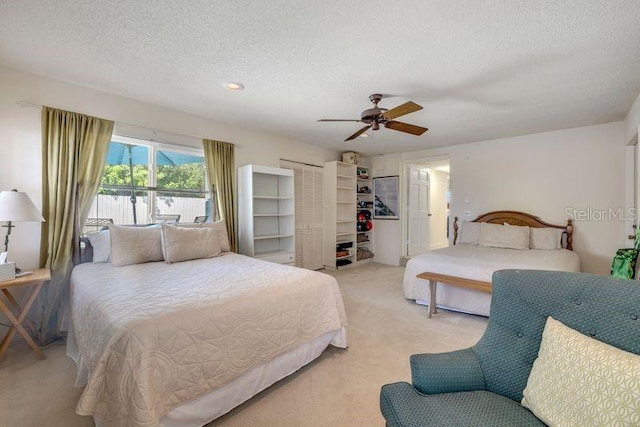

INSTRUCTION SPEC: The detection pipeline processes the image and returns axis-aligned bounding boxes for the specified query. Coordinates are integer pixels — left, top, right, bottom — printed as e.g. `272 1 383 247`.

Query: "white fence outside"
85 194 208 233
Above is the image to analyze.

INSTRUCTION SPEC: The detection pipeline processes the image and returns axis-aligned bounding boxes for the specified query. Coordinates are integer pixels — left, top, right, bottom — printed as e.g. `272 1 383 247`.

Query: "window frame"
96 135 209 224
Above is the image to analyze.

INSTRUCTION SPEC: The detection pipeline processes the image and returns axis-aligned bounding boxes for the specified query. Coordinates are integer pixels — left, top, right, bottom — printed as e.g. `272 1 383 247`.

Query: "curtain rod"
280 158 324 168
15 100 236 147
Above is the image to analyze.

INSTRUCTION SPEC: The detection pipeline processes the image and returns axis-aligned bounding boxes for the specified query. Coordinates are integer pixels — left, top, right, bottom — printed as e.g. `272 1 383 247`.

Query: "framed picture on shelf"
373 176 399 220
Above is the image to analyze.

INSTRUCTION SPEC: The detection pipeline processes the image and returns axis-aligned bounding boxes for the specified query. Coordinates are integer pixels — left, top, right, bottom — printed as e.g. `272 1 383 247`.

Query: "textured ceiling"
1 1 640 155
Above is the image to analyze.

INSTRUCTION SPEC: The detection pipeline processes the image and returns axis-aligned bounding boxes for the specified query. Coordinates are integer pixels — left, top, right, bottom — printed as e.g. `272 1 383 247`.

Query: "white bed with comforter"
403 244 580 316
403 211 580 317
67 241 347 427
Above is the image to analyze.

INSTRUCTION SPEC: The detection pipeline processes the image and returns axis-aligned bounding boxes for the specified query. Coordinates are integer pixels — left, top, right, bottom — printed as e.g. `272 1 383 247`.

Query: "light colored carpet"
0 262 488 427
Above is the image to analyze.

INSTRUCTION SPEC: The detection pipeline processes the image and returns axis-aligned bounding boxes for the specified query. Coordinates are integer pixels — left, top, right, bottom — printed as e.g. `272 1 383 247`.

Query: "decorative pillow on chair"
478 222 529 250
160 224 222 263
522 317 640 426
109 225 164 266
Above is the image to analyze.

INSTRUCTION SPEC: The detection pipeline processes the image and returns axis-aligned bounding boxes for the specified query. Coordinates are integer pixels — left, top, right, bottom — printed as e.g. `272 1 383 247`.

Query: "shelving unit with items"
323 161 357 270
356 165 375 263
238 164 295 265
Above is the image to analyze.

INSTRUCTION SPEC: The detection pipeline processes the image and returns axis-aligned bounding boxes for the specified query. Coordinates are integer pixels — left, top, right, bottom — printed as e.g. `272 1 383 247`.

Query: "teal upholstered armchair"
380 270 640 426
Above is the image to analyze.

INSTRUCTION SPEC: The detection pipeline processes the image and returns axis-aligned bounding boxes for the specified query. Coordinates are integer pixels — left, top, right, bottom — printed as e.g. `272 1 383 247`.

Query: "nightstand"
0 268 50 360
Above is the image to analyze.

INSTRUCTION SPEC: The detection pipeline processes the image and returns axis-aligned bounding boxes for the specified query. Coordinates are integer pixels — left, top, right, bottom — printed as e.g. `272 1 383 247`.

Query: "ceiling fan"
318 94 428 141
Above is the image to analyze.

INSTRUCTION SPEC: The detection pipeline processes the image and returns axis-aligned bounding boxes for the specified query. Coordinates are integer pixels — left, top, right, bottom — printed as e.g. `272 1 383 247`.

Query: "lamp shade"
0 190 44 222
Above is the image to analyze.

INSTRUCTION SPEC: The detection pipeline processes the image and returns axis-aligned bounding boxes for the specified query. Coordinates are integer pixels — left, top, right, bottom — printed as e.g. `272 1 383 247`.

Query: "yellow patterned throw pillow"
522 317 640 426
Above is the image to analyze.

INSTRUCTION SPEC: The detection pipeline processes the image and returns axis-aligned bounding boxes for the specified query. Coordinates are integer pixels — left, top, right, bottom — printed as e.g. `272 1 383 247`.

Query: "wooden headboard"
453 210 573 250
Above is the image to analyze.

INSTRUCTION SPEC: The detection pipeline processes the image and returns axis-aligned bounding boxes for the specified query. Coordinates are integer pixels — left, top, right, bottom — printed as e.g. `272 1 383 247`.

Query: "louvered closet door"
281 161 324 270
293 166 304 267
308 167 324 270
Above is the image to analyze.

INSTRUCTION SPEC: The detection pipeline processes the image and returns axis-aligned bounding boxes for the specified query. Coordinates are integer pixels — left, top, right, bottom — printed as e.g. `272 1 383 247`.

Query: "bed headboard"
453 210 573 250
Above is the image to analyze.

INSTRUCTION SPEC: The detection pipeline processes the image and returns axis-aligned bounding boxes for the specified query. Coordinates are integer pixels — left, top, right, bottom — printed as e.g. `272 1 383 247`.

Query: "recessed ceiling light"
360 133 369 138
224 82 245 91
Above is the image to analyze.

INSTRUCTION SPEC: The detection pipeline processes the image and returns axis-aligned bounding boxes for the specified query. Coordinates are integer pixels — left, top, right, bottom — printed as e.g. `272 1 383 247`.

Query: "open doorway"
403 157 450 258
625 129 640 248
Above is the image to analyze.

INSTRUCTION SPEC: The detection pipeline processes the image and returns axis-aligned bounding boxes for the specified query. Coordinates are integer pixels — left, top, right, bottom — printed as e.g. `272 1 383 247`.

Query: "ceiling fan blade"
318 119 362 122
345 125 372 141
384 121 429 136
381 101 423 120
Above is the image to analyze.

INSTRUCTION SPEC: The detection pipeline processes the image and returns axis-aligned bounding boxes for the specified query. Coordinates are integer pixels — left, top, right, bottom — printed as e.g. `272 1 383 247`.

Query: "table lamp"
0 189 45 260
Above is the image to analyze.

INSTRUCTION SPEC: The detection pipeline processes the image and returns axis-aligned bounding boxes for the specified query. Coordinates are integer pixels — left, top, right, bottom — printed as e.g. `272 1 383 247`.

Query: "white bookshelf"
356 165 375 263
323 161 357 270
238 164 295 265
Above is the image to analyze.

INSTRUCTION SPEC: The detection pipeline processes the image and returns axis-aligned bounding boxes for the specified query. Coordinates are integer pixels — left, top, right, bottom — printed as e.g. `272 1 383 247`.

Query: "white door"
407 165 430 256
302 166 324 270
282 161 324 270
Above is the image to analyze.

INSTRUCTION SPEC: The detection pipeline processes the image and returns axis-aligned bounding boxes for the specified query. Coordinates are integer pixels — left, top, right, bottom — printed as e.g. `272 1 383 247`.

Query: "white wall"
0 65 340 269
366 154 401 265
624 92 640 145
365 122 627 275
429 170 449 249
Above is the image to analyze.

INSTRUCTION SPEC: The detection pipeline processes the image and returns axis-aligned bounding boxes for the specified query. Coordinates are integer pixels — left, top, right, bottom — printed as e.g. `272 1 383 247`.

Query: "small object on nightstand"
0 258 15 282
15 270 33 278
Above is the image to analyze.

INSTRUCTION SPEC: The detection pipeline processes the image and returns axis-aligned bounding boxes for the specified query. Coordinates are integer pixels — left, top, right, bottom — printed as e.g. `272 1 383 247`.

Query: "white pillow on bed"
479 222 530 250
161 224 222 263
206 219 231 252
530 227 562 250
458 221 481 245
177 219 231 252
109 225 164 266
87 229 110 263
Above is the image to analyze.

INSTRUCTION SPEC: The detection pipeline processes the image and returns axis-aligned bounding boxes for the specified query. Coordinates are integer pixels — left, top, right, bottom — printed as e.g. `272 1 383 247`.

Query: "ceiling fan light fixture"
224 82 245 91
319 94 427 141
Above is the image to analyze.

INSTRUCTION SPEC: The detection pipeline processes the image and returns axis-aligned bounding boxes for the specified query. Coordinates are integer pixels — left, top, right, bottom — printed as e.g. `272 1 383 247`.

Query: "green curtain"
203 139 237 252
35 106 113 345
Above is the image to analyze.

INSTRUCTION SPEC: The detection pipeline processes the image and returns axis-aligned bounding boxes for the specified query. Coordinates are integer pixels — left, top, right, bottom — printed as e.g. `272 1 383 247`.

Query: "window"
85 136 210 233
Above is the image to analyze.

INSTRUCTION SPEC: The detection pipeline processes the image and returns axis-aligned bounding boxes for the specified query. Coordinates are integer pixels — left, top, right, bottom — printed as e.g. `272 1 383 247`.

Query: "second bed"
403 211 580 316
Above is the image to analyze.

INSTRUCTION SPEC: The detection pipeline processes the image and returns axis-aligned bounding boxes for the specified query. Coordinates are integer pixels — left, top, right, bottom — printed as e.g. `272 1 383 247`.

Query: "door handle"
427 213 432 217
629 235 636 240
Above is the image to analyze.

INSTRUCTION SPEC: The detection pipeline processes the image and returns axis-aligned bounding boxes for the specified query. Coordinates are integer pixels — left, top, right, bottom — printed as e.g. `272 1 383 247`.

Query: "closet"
280 160 324 270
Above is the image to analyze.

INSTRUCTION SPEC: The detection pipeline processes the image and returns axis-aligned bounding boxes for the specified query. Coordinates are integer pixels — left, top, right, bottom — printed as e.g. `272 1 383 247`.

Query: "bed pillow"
458 221 480 245
522 317 640 426
530 227 562 250
161 224 222 263
109 225 164 266
478 222 529 250
86 229 111 263
209 219 231 252
178 220 231 252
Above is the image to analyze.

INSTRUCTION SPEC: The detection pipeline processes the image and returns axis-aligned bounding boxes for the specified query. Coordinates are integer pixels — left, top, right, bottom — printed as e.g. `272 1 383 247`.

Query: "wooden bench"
415 272 492 318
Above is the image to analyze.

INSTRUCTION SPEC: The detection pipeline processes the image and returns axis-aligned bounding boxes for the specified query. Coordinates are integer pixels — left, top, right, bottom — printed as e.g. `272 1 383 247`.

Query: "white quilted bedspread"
70 253 347 427
404 244 580 305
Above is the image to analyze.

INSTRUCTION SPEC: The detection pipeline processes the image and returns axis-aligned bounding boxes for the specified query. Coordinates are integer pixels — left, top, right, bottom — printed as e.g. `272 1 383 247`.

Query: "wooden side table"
0 268 50 360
